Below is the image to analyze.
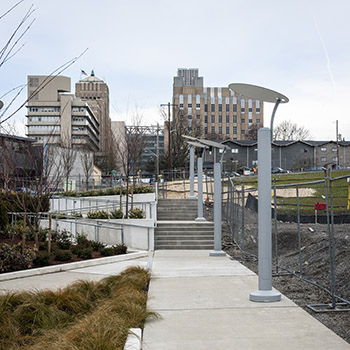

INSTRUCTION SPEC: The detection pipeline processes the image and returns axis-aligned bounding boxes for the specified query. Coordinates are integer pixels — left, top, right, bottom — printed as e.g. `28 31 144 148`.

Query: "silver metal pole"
188 146 195 199
250 127 281 302
195 157 206 221
210 162 226 256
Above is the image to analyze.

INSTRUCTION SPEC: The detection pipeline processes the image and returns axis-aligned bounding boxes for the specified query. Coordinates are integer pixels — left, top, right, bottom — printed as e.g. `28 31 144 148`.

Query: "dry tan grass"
0 266 155 350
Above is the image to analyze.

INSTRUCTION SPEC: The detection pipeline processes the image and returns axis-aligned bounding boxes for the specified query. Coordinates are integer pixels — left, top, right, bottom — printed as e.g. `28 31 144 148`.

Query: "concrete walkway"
143 250 350 350
0 252 149 294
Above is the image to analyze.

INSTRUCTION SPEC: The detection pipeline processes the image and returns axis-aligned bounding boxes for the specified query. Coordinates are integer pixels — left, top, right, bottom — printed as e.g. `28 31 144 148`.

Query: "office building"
75 70 112 155
26 75 99 152
172 68 264 140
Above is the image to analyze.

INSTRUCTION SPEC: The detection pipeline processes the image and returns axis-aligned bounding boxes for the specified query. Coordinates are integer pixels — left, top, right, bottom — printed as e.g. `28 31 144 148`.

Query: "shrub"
0 200 9 232
57 229 72 250
87 210 110 219
100 244 127 256
110 209 124 219
90 241 105 252
70 212 83 218
33 252 51 267
76 233 90 248
77 248 93 259
54 250 73 262
128 208 144 219
0 243 36 273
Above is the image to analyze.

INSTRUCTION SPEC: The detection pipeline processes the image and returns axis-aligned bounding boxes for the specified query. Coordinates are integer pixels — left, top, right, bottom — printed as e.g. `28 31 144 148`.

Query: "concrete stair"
156 199 214 250
157 198 198 221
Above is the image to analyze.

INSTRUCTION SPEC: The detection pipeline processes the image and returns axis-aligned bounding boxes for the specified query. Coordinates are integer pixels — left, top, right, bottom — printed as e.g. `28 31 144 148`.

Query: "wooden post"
131 187 134 211
48 214 52 253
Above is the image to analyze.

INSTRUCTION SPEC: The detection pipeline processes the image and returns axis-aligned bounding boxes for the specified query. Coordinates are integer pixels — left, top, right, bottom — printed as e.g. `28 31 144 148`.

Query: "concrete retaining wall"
41 218 154 251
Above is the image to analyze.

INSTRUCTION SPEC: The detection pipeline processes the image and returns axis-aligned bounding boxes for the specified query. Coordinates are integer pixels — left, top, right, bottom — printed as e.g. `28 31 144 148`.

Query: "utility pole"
160 102 177 180
336 120 339 168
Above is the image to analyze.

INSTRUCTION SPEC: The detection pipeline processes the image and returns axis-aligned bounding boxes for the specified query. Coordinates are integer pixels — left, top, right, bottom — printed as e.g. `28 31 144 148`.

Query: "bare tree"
0 133 63 249
273 120 311 141
115 114 146 216
161 107 202 171
0 1 87 126
60 146 78 191
80 150 93 190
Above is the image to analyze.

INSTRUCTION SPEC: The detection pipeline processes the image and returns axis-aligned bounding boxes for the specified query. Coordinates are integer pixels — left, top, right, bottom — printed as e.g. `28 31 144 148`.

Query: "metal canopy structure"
183 135 227 256
187 140 209 149
228 82 289 303
228 83 289 103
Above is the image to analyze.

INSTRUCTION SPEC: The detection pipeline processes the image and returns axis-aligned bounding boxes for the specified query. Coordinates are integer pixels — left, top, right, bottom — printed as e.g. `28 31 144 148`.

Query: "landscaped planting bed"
0 266 156 350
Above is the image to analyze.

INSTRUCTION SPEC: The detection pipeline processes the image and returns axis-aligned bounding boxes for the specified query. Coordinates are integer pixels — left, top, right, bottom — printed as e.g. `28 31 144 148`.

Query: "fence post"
296 186 303 274
273 179 279 274
326 169 337 309
241 185 245 250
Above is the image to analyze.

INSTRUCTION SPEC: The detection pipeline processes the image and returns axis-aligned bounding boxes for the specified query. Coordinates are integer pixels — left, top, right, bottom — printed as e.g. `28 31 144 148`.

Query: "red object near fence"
314 202 327 210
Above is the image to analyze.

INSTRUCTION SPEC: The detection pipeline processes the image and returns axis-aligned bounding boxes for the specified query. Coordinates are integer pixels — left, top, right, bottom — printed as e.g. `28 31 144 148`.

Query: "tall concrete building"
26 75 99 152
75 71 112 155
172 68 264 140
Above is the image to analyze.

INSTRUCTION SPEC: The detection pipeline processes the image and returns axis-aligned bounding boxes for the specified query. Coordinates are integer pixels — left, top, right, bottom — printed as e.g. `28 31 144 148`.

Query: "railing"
222 171 350 313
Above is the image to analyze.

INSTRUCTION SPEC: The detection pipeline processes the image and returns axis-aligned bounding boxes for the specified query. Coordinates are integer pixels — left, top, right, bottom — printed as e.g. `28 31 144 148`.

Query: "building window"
321 147 327 152
205 104 208 112
321 157 327 162
241 107 245 113
211 126 215 134
256 118 260 124
249 107 253 112
180 114 184 120
233 104 237 112
197 126 201 133
226 104 229 112
211 104 215 112
241 118 245 124
211 115 215 123
233 115 237 123
256 107 260 113
219 115 222 123
301 148 308 153
188 103 192 108
226 115 229 123
249 118 252 123
196 103 200 109
332 157 338 162
188 115 192 119
226 126 230 134
196 114 201 120
231 148 238 153
180 103 184 109
219 104 222 112
205 115 208 123
205 127 208 134
332 148 337 152
241 129 245 135
233 126 237 134
219 126 222 134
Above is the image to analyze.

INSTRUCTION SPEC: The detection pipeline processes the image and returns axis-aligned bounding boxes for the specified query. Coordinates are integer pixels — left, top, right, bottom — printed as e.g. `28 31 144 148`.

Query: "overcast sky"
1 0 350 140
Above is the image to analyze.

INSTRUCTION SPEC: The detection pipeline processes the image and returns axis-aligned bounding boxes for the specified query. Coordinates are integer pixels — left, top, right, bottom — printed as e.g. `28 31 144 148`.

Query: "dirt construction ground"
220 206 350 344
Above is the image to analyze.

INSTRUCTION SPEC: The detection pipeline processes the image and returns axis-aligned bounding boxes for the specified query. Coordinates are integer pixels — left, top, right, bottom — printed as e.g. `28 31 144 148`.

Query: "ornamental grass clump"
0 266 156 350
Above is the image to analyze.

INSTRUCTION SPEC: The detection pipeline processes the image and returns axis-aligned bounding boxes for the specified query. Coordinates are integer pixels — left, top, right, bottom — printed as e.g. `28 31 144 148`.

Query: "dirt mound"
222 207 350 344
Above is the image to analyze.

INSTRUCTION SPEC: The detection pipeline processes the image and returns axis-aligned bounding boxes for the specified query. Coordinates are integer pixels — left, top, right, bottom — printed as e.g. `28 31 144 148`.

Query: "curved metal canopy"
228 83 289 103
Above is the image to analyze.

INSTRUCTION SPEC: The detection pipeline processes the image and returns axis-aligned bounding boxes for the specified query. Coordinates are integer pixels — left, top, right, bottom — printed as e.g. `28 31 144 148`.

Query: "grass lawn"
0 266 156 350
231 170 350 215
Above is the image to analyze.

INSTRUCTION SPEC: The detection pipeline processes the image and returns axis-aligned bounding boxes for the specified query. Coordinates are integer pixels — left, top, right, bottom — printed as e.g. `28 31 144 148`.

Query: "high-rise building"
75 70 112 155
26 75 99 152
172 68 264 140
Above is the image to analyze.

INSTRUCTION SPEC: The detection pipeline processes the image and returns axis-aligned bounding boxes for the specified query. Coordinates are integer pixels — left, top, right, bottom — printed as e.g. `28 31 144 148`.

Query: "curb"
124 328 142 350
0 251 149 282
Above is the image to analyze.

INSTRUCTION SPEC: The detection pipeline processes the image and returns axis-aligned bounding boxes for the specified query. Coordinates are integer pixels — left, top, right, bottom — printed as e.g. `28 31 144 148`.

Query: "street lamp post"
229 83 289 302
